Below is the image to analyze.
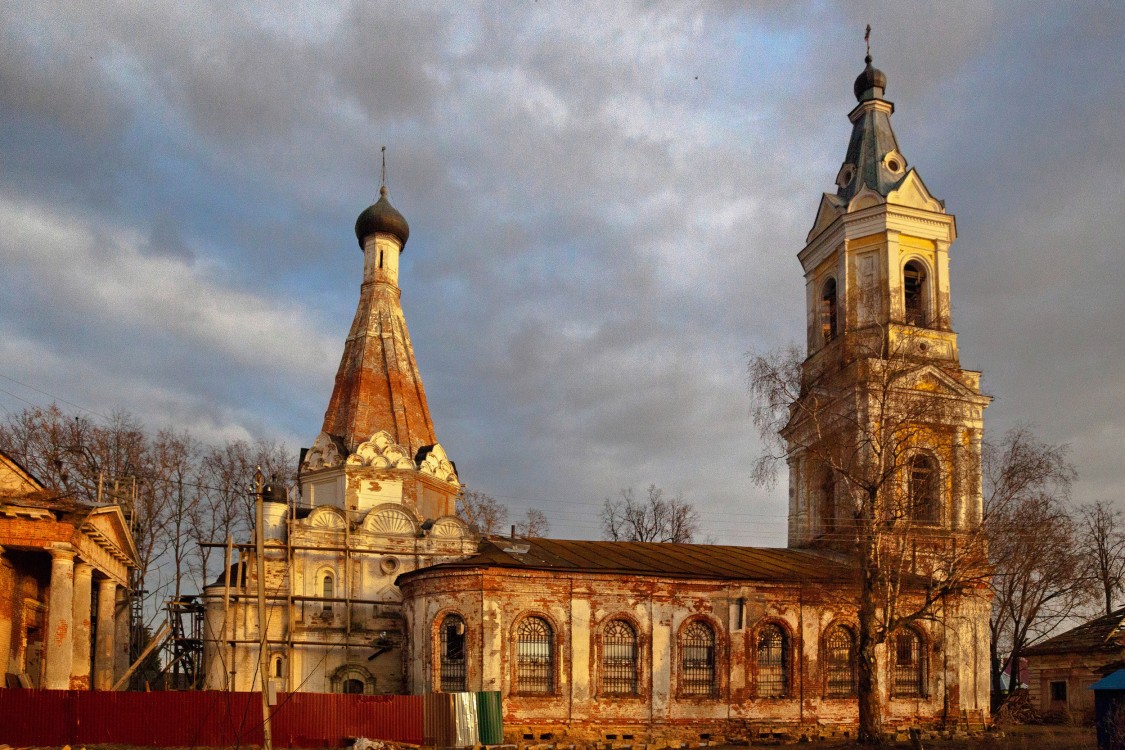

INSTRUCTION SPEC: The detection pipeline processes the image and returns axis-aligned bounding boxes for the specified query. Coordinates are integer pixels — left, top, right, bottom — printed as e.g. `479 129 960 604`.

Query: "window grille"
757 624 788 698
439 614 467 692
908 455 938 524
516 616 554 693
680 621 716 696
893 629 924 697
903 261 926 326
825 626 856 697
821 278 839 342
602 619 638 695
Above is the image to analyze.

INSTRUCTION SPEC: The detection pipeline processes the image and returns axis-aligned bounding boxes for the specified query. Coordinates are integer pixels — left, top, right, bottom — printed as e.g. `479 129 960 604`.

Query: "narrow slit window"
821 278 839 342
322 573 334 612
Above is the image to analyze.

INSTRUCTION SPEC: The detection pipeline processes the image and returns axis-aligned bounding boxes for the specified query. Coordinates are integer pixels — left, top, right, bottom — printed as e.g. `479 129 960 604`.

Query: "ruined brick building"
201 55 991 738
0 450 138 690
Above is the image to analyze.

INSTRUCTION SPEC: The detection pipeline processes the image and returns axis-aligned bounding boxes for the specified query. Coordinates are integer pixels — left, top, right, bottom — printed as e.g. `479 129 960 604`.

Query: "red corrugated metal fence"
0 690 424 748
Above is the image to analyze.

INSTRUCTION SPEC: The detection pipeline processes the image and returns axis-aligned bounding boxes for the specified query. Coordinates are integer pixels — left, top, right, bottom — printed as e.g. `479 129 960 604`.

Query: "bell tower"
785 53 991 550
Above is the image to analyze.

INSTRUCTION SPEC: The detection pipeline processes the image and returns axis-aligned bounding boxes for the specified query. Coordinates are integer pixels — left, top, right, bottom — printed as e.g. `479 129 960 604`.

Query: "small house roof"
1024 607 1125 657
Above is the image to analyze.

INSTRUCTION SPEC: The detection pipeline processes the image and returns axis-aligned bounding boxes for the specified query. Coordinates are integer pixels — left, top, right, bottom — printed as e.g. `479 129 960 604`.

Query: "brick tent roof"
1023 607 1125 657
398 537 862 584
319 263 438 458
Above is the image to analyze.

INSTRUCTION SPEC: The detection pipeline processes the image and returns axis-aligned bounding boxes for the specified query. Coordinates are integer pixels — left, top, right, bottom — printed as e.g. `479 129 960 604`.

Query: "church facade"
201 54 991 740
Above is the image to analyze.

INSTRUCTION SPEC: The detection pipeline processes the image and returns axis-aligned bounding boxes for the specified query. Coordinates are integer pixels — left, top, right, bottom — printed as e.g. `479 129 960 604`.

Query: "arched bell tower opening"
786 51 991 552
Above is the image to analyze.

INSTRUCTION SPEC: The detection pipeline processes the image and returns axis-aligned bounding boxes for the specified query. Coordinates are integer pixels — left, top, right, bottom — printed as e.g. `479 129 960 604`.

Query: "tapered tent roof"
317 189 437 458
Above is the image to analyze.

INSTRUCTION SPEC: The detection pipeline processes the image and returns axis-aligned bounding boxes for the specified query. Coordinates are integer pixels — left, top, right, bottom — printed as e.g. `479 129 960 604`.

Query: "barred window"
680 621 716 696
908 455 939 524
825 625 856 697
516 616 554 694
893 629 924 697
439 614 467 692
602 619 638 695
757 624 788 698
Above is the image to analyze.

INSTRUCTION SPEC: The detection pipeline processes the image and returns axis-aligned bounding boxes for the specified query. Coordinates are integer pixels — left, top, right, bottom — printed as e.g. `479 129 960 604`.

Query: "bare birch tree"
982 426 1083 703
1079 500 1125 618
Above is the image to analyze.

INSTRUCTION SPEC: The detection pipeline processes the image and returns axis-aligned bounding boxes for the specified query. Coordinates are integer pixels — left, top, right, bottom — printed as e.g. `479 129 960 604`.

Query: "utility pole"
253 468 274 750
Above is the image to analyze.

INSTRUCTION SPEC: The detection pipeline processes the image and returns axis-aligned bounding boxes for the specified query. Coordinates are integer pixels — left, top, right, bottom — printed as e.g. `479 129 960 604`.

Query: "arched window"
516 616 554 694
907 455 939 524
903 261 927 326
680 621 716 696
343 678 365 694
321 572 334 612
820 469 836 534
756 624 789 698
602 619 638 695
439 613 467 692
272 655 284 679
893 628 925 697
821 278 839 343
824 625 856 697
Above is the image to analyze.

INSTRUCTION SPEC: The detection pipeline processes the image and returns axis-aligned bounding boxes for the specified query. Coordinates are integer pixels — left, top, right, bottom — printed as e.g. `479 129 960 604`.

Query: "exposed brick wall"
401 567 986 742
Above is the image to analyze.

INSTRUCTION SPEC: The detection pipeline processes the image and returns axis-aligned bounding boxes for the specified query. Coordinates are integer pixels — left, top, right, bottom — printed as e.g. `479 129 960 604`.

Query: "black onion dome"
354 186 410 249
853 55 887 101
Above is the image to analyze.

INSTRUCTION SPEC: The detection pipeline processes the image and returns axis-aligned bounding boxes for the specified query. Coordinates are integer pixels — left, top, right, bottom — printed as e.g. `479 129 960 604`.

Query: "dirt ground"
754 724 1096 748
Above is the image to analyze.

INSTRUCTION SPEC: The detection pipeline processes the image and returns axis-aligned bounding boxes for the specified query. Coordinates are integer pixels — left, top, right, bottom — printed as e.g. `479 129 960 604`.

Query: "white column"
45 543 76 689
94 578 117 689
71 562 93 689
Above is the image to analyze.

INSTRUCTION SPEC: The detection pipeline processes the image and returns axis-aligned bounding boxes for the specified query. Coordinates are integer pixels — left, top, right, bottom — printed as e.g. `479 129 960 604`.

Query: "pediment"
361 504 420 536
894 364 978 399
348 431 415 469
807 193 844 242
0 450 45 497
306 505 347 529
886 169 943 212
847 184 885 213
80 506 139 567
376 584 403 603
417 443 460 487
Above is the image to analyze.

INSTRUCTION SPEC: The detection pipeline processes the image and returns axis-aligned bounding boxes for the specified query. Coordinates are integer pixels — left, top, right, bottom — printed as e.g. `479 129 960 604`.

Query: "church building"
201 53 991 740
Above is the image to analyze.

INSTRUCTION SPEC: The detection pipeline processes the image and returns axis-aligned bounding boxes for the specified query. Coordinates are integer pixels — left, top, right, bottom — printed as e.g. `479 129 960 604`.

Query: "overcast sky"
2 2 1123 546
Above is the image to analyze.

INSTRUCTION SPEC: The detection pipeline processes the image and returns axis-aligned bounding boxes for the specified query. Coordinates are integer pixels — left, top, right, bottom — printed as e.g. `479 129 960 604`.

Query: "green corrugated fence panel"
476 691 503 745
